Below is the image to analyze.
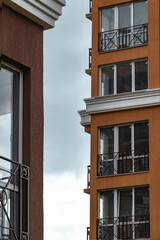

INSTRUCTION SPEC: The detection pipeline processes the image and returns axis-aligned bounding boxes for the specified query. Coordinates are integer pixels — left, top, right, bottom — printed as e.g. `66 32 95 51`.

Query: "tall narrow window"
99 127 114 175
101 66 114 95
119 189 132 217
119 5 131 28
0 66 24 240
101 8 115 32
134 1 148 26
0 67 20 161
117 63 131 93
135 61 148 90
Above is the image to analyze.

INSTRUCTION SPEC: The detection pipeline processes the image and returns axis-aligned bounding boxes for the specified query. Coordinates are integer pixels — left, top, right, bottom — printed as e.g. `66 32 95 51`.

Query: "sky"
44 0 91 239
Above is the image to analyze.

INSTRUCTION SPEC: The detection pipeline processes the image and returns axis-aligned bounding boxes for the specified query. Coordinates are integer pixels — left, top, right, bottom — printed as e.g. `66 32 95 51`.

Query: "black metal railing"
97 149 149 177
0 156 29 240
88 48 92 69
87 165 90 189
89 0 92 13
98 23 148 53
97 214 150 240
87 227 90 240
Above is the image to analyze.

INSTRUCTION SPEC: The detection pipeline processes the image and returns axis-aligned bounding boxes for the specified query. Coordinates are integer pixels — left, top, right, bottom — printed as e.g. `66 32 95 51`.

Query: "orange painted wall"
88 0 160 239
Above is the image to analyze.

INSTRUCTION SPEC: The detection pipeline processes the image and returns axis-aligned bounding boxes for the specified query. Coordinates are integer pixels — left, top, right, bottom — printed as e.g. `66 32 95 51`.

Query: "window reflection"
119 5 131 28
135 61 148 91
117 63 131 94
101 8 114 32
101 66 114 95
0 67 19 161
134 1 148 26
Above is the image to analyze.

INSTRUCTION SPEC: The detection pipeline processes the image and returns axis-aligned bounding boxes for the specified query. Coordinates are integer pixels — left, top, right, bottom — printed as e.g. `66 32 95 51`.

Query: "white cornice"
79 89 160 126
0 0 66 30
78 110 91 126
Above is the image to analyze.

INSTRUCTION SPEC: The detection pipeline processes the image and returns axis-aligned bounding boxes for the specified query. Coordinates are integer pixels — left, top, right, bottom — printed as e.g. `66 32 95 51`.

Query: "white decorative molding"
78 110 91 126
79 89 160 126
0 0 66 29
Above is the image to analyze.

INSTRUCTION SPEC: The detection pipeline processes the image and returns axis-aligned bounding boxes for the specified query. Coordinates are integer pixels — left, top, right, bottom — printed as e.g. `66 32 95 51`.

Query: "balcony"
98 24 148 53
97 150 149 177
87 227 90 240
97 214 150 240
0 156 29 240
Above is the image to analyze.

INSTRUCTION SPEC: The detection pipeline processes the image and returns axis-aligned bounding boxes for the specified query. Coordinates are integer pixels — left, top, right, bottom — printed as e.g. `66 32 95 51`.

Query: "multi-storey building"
0 1 65 240
79 0 160 239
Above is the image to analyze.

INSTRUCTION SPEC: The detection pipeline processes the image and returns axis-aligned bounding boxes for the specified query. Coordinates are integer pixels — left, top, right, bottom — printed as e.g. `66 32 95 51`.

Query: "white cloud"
44 172 89 240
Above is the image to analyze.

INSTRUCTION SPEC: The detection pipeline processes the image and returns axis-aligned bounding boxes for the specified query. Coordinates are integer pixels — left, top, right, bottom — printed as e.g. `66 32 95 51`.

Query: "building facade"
0 1 65 239
79 0 160 239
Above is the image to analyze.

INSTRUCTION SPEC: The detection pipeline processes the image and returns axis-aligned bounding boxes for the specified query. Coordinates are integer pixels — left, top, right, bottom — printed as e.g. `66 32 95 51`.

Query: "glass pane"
134 122 149 155
135 61 148 91
119 190 132 217
100 127 114 156
134 1 148 25
135 187 149 218
99 127 114 176
134 122 149 172
119 126 131 154
119 5 131 28
117 63 131 94
101 66 114 95
0 68 13 159
101 8 115 32
100 191 114 219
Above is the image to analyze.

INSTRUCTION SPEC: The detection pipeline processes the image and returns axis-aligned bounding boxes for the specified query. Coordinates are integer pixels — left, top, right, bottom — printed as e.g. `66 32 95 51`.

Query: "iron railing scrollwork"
87 227 90 240
97 214 150 240
0 156 29 240
98 24 148 53
97 149 149 177
87 165 90 189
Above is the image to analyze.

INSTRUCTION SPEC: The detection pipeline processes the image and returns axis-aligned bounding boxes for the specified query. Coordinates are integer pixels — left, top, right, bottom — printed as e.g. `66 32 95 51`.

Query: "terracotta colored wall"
0 4 43 240
88 0 160 240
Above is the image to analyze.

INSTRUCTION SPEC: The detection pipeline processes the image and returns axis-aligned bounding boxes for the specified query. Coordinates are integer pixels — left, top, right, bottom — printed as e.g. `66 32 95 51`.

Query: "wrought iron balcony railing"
98 24 148 53
88 48 92 69
87 227 90 240
97 214 150 240
89 0 92 13
97 149 149 177
0 156 29 240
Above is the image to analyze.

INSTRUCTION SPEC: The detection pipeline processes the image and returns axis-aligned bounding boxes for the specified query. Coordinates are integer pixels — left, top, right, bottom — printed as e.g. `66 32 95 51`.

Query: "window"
99 1 148 52
100 60 148 96
98 187 150 240
98 122 149 176
0 66 29 240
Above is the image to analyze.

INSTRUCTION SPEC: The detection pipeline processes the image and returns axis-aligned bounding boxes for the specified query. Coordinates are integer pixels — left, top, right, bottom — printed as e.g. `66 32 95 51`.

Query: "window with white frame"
101 1 148 32
99 1 148 52
98 121 149 176
98 187 150 240
100 60 148 96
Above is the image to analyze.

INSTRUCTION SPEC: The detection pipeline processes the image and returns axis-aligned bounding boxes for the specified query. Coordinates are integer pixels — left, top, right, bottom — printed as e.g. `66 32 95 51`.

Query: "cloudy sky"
43 0 91 239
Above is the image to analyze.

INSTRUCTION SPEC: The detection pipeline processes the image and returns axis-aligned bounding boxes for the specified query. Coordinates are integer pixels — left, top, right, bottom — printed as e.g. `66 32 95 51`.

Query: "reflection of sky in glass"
0 68 13 161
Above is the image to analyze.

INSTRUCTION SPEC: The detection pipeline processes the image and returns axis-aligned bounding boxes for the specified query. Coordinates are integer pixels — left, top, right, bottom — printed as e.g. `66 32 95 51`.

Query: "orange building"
79 0 160 239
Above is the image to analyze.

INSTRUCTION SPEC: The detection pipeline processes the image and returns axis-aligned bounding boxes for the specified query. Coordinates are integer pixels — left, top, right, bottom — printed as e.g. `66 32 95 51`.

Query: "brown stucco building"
79 0 160 239
0 1 65 240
